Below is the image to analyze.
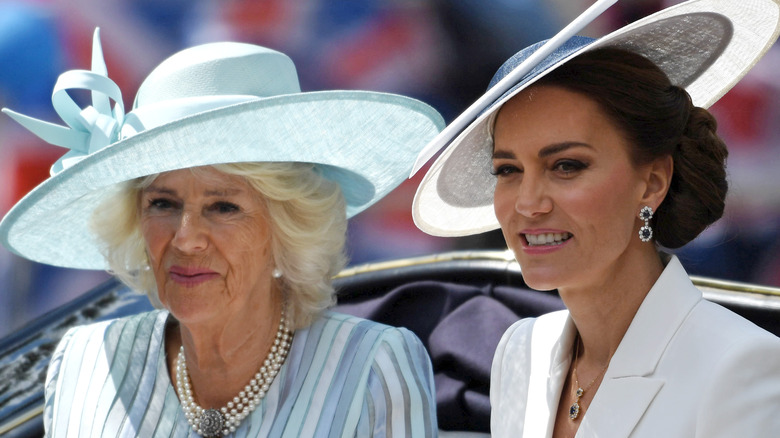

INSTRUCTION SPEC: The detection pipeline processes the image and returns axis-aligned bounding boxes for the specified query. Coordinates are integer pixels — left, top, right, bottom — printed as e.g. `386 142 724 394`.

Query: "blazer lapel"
578 377 664 437
576 256 701 437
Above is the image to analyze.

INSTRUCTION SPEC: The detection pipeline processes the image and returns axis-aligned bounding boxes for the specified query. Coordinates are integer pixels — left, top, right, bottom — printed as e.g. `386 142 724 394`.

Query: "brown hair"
535 47 728 248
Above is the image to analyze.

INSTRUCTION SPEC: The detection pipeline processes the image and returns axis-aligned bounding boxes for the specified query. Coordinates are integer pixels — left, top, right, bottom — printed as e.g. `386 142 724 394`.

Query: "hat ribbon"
2 28 127 175
2 28 265 175
409 0 618 176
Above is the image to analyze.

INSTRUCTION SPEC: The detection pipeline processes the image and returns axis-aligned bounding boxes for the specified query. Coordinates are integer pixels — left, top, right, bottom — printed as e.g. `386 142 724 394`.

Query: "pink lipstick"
519 229 573 254
169 266 219 287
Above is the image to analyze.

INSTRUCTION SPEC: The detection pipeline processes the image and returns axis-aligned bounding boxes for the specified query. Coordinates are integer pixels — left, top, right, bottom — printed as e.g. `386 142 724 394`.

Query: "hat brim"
413 0 780 237
1 90 444 269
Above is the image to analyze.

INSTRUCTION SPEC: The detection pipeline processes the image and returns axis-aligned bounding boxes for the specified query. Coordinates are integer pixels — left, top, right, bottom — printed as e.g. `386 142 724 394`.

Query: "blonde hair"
90 162 348 329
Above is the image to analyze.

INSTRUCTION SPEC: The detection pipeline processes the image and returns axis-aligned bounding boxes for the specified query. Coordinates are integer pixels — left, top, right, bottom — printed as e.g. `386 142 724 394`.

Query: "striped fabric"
43 310 437 437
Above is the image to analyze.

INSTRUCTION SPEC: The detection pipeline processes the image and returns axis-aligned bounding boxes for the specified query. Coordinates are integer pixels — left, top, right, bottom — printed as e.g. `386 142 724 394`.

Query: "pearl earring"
272 268 283 279
638 206 654 242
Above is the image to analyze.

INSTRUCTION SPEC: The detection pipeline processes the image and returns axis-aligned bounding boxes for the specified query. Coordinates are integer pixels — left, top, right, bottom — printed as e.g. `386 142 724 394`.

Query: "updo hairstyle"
534 47 729 248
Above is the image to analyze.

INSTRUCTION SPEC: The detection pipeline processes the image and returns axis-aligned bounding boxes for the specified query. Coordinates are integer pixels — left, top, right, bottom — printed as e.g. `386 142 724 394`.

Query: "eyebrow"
492 141 592 160
143 186 244 197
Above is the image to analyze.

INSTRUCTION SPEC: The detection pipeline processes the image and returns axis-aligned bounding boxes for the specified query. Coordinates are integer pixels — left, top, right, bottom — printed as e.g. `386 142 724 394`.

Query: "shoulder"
639 256 779 378
309 310 426 351
55 309 164 348
644 297 780 432
314 310 404 331
44 310 169 434
284 311 436 435
48 310 167 380
695 298 780 362
305 311 433 380
678 298 780 365
491 310 568 393
696 298 778 340
59 309 167 340
681 302 780 434
490 310 567 435
494 309 568 361
307 316 438 436
294 311 431 377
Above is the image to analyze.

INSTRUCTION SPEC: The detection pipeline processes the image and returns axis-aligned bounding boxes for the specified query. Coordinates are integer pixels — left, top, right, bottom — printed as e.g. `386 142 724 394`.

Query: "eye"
490 164 522 177
553 159 588 175
210 201 240 214
147 198 177 211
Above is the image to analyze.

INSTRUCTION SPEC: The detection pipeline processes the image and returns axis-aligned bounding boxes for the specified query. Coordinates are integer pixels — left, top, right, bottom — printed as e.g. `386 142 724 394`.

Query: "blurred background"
1 0 779 339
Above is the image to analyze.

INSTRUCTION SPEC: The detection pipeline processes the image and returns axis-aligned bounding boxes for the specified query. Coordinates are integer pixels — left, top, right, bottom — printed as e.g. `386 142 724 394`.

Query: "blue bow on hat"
3 29 125 174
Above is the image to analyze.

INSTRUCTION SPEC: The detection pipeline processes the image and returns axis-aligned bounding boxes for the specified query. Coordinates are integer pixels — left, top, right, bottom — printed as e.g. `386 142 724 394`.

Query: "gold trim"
691 275 780 297
0 404 44 435
335 249 517 278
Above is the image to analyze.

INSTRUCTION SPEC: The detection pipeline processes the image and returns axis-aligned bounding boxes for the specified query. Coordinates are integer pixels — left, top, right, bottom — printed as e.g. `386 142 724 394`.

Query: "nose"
513 175 553 218
171 211 209 253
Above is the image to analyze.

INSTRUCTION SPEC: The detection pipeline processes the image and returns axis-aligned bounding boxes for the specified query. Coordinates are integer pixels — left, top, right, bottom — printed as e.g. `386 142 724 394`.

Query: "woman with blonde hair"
2 30 443 437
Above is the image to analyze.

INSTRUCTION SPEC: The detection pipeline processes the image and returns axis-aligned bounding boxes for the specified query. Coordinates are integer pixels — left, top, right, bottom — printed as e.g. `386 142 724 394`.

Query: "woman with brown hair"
412 0 780 436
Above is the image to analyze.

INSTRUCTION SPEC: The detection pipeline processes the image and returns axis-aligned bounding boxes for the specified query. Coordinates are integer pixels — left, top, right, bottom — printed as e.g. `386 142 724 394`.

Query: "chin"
516 265 565 292
161 288 222 322
167 303 220 326
521 276 559 292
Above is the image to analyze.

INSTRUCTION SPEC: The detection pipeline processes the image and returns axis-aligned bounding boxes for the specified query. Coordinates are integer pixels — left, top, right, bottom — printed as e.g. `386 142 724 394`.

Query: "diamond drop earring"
638 206 654 242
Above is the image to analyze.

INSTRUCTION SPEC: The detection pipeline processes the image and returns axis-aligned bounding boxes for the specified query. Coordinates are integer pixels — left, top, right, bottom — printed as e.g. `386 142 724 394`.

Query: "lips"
168 265 219 286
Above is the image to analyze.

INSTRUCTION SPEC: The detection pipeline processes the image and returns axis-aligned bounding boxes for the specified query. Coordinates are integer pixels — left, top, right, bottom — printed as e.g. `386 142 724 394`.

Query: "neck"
183 297 281 365
559 247 665 364
173 304 293 436
170 292 284 408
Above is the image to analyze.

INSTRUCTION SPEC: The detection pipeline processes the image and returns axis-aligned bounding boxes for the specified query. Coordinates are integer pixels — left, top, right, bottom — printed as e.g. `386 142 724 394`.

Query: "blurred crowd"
1 0 779 338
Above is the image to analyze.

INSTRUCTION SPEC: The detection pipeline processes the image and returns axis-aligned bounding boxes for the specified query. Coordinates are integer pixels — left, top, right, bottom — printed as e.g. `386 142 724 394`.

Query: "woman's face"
140 166 276 324
492 85 653 292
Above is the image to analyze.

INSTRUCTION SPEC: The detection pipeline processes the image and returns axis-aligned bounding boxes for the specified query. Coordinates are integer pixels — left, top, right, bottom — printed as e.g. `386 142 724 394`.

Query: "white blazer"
490 256 780 437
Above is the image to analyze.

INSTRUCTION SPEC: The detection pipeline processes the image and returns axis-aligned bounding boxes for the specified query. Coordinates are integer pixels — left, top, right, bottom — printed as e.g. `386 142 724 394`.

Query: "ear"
640 154 673 209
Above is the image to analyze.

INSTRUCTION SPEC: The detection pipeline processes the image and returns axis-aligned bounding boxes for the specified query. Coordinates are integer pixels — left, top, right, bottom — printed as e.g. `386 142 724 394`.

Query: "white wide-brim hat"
412 0 780 237
1 29 444 269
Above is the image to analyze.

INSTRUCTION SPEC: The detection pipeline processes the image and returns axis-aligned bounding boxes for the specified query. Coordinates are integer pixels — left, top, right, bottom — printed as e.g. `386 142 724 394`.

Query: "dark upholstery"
3 252 779 436
334 271 564 432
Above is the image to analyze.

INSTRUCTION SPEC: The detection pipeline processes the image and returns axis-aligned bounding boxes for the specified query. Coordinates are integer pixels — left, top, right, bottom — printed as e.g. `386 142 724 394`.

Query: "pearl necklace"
176 308 293 437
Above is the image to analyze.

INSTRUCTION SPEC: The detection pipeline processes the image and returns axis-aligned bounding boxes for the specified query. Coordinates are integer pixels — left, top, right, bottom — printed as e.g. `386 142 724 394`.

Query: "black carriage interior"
2 250 779 436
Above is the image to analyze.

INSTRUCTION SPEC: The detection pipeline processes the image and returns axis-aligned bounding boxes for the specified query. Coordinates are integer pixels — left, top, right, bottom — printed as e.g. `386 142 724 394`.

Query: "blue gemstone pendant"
569 401 581 420
569 386 584 420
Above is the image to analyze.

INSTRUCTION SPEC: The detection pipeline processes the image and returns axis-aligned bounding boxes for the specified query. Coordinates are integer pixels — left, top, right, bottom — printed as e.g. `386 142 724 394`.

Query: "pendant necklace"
568 334 608 420
176 305 293 436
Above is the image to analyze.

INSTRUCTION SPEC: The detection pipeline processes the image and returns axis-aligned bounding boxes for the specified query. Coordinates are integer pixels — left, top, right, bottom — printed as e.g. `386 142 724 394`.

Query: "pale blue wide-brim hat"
1 29 444 269
412 0 780 237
